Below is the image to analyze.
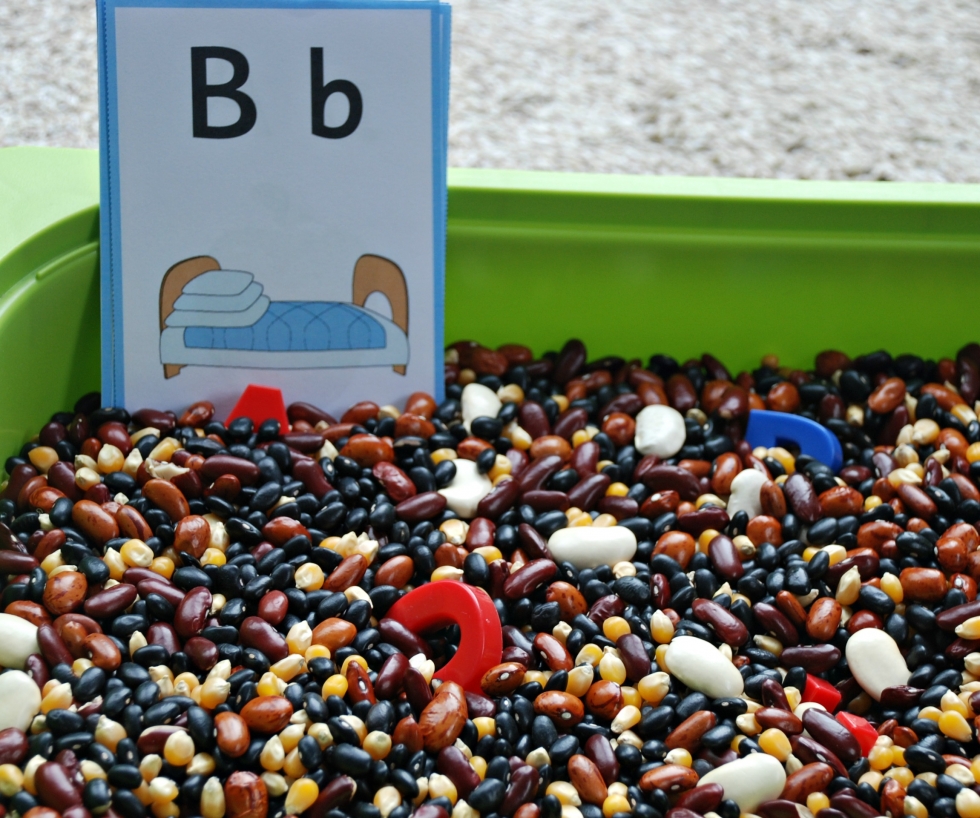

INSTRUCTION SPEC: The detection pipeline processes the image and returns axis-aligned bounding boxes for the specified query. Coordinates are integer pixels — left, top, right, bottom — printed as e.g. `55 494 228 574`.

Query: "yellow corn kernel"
148 438 181 462
655 644 670 672
318 673 348 701
103 547 126 580
919 706 943 722
650 610 674 644
948 763 976 786
886 767 914 788
487 455 512 482
602 795 630 818
881 573 904 604
758 728 792 762
39 549 65 574
0 764 24 798
621 686 641 709
200 777 226 818
864 495 883 511
868 745 893 771
121 538 154 568
957 788 980 818
547 781 582 807
564 665 593 698
664 747 692 767
260 736 285 771
736 713 761 736
767 447 795 474
163 731 195 767
942 690 969 716
151 802 180 818
598 653 627 684
602 616 631 642
72 658 94 677
294 563 325 591
473 717 496 740
146 556 174 580
802 793 828 815
610 705 640 734
431 448 457 464
905 795 928 818
197 547 225 567
592 513 618 528
428 774 458 805
148 777 179 804
571 429 591 448
958 617 980 641
307 723 334 750
575 644 603 667
341 655 368 675
80 760 108 781
836 566 861 606
278 724 305 754
858 771 883 790
605 482 629 498
802 546 819 562
282 747 307 779
41 682 73 714
470 756 487 780
256 671 282 697
97 444 125 474
199 676 231 709
939 710 973 742
271 655 307 682
569 511 593 527
431 566 465 582
340 715 367 743
892 746 907 767
373 785 402 818
364 730 392 760
187 754 216 777
28 446 59 474
304 645 331 664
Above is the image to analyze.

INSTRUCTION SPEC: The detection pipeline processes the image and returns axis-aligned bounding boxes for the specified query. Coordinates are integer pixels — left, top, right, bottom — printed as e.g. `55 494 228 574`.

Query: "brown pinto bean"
640 490 680 519
34 530 67 564
340 434 395 467
84 583 138 618
261 517 309 546
818 485 864 518
324 555 368 592
529 436 572 462
867 377 906 413
240 696 293 733
779 644 841 674
172 516 210 559
434 544 466 571
141 479 190 521
756 707 803 735
5 600 51 627
374 653 410 700
84 634 122 671
900 567 947 603
115 506 152 541
534 690 585 727
174 586 212 639
42 571 87 615
395 492 447 522
286 401 337 427
666 710 717 752
346 661 376 705
652 531 696 569
802 708 861 764
758 480 787 517
895 484 937 519
616 633 651 681
710 452 743 495
70 500 119 546
224 770 268 818
691 599 748 646
567 755 608 806
585 681 623 720
419 681 468 751
780 762 834 803
782 473 821 523
394 413 436 440
532 633 573 672
311 617 357 651
640 465 701 501
240 616 289 662
639 764 699 793
708 534 744 580
806 597 842 641
374 555 415 588
754 602 800 646
372 462 416 503
745 515 783 546
213 711 251 758
504 559 558 600
545 581 588 621
35 761 82 810
437 745 482 799
601 413 635 447
938 537 970 574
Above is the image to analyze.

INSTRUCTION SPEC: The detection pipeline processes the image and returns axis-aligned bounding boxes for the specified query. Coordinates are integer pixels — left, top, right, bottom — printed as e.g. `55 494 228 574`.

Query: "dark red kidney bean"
137 725 187 754
305 776 356 818
123 567 170 585
378 619 432 658
838 464 872 485
0 522 27 553
760 679 791 711
521 490 570 513
25 654 49 690
489 560 510 599
1 464 37 502
97 422 133 455
533 633 573 672
171 469 203 500
132 408 177 433
83 583 138 618
0 552 38 573
47 462 81 501
666 374 697 412
675 783 724 814
403 667 433 712
372 462 416 503
707 535 744 581
199 455 260 486
779 644 841 674
754 603 800 647
755 707 803 736
691 599 748 646
500 764 540 817
802 709 861 764
346 661 376 705
829 793 880 818
291 458 332 499
374 653 410 700
395 492 447 522
676 506 730 536
287 401 337 426
791 735 849 778
596 496 639 520
640 465 700 501
881 686 924 708
501 646 532 667
553 339 586 385
599 392 643 419
413 805 450 818
240 616 288 662
650 574 671 611
569 441 599 478
280 433 326 454
147 622 182 654
516 524 549 560
436 745 482 799
174 586 213 639
477 479 521 520
567 474 610 511
137 579 185 608
518 402 551 440
37 624 74 667
503 559 558 600
464 691 496 718
257 591 289 625
587 595 625 625
518 455 563 493
0 728 28 765
782 473 821 523
184 637 218 671
616 634 651 682
825 554 879 585
896 484 937 519
39 422 67 447
465 518 496 550
35 762 82 810
584 734 619 786
871 450 899 479
553 408 589 440
66 413 91 445
936 599 980 631
757 799 806 818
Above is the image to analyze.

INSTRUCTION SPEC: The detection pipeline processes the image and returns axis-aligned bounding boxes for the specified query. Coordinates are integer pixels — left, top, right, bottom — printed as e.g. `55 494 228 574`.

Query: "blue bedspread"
183 302 387 351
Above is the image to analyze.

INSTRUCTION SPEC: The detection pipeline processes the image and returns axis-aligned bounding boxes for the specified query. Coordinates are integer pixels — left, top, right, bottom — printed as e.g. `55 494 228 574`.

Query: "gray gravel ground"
3 0 980 181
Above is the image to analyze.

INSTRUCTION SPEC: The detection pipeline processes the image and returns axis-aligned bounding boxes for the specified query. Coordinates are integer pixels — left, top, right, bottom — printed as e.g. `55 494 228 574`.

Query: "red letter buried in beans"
384 582 502 694
836 712 877 757
801 674 842 712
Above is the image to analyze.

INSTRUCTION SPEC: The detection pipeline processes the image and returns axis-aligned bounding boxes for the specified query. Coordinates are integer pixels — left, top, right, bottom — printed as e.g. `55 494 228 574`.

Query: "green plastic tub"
3 146 980 469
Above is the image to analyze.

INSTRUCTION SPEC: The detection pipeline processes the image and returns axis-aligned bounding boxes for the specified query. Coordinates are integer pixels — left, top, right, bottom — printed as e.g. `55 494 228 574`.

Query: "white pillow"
175 281 264 313
167 295 270 328
183 270 254 296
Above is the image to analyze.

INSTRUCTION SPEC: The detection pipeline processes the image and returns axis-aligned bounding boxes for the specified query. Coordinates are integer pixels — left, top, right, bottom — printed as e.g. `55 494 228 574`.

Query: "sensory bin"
3 340 980 818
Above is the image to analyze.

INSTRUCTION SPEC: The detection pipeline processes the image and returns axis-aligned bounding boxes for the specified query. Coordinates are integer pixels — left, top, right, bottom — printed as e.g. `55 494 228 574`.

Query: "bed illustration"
158 254 409 378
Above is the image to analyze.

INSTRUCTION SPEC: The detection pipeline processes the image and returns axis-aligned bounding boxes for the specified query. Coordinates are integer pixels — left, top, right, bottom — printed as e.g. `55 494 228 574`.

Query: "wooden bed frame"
159 254 409 378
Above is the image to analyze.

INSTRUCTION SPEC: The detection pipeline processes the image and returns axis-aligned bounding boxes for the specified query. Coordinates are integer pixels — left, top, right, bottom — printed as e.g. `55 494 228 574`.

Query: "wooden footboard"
351 254 409 375
159 255 221 378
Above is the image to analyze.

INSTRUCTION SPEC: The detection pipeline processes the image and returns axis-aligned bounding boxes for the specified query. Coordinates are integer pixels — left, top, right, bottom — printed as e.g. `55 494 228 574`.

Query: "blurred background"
2 0 979 181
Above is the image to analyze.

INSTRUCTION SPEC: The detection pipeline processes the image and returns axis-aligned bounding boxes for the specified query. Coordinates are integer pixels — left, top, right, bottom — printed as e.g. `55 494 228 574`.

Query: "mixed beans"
4 341 980 818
